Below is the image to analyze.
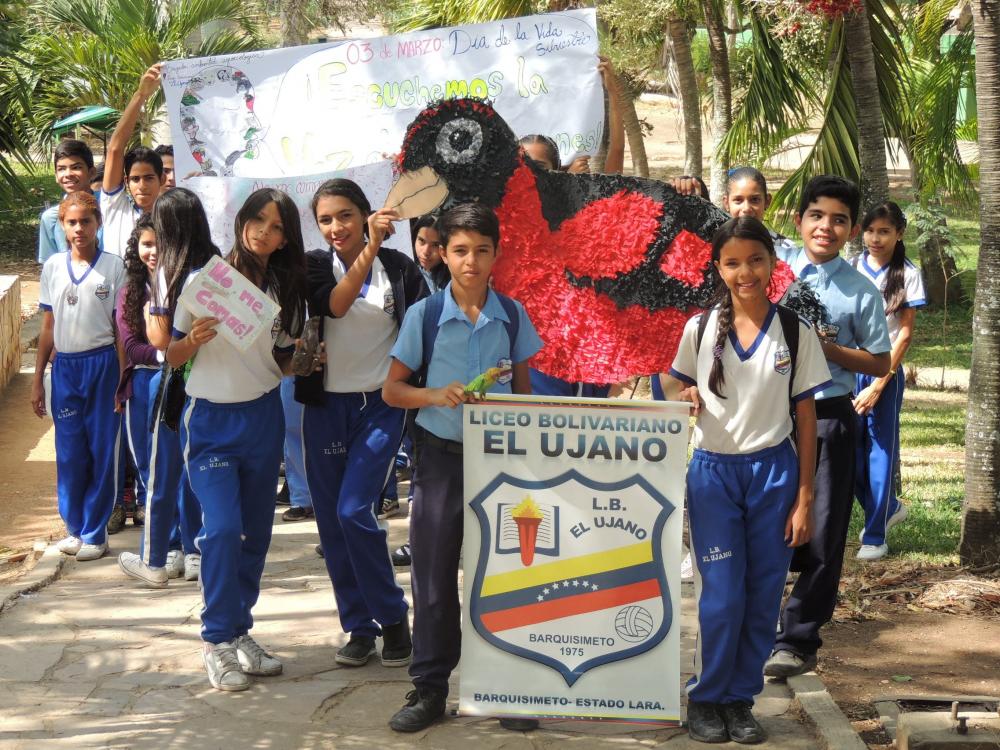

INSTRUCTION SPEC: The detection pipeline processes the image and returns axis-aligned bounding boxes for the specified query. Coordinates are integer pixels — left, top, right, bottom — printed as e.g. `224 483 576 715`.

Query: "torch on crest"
511 494 545 567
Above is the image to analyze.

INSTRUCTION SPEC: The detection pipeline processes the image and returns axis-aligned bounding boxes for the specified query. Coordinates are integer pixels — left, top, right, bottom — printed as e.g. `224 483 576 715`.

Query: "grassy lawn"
0 165 60 262
847 389 965 565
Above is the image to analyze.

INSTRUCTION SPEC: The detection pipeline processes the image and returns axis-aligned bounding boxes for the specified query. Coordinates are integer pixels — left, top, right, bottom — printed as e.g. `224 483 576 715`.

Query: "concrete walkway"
0 510 819 749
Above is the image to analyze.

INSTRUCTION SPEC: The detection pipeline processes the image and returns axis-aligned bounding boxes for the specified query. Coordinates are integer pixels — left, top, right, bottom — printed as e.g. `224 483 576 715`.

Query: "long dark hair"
230 188 306 338
122 213 155 339
519 134 560 169
411 214 450 288
707 216 776 399
862 201 908 315
152 188 220 316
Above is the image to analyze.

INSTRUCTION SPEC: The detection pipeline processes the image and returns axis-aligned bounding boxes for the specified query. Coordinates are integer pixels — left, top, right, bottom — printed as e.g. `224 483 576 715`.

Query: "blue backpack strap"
494 292 520 356
420 290 446 372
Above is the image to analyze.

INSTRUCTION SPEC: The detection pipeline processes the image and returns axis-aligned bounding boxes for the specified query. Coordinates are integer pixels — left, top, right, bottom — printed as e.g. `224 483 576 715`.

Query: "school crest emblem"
94 283 110 300
774 346 791 375
468 469 675 686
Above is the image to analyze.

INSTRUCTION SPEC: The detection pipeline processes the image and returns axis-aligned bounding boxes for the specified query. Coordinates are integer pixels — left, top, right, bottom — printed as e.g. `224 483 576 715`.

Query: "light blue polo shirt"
37 192 105 263
777 245 891 400
390 283 543 442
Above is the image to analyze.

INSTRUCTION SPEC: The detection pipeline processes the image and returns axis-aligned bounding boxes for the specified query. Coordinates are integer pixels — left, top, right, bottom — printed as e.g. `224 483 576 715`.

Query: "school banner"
180 160 411 257
461 395 689 724
159 9 603 179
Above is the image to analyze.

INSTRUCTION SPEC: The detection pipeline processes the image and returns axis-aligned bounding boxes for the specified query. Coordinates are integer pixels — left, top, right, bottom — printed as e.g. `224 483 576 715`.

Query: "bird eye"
436 118 483 165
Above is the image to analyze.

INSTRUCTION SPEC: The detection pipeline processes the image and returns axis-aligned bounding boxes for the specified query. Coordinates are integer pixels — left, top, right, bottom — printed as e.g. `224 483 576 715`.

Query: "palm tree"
666 15 702 176
702 0 731 201
13 0 262 148
961 0 1000 567
0 0 31 201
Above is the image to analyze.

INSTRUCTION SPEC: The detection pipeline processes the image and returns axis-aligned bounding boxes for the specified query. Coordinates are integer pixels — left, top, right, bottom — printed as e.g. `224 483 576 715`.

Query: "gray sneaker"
763 650 817 678
234 634 282 676
203 641 249 691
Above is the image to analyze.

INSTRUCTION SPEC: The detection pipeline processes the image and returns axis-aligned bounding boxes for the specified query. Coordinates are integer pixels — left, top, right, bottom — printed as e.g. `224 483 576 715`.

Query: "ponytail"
707 292 734 399
861 201 908 315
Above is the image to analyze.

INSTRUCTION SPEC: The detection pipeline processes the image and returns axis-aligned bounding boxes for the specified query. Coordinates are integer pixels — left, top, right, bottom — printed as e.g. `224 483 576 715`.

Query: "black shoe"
107 504 126 535
389 688 447 732
687 701 728 743
718 702 766 744
499 717 539 731
133 504 145 526
380 618 412 667
315 543 324 557
276 482 290 506
282 506 314 522
335 636 376 666
391 544 411 567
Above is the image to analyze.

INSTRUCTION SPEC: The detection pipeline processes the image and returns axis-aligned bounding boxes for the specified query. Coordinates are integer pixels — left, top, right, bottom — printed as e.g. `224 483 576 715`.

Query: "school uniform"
99 185 142 258
390 284 542 695
773 247 891 658
39 250 126 545
280 376 312 510
529 368 611 398
115 285 161 510
853 252 926 545
670 305 831 704
174 268 292 645
298 247 426 640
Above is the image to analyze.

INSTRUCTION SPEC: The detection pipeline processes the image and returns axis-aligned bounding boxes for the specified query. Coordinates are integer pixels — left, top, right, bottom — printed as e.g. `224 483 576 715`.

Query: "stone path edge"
786 672 868 749
0 543 65 615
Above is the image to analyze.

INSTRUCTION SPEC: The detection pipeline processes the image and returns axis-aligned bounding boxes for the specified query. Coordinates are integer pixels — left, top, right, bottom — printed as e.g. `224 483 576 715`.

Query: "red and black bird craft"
389 98 816 384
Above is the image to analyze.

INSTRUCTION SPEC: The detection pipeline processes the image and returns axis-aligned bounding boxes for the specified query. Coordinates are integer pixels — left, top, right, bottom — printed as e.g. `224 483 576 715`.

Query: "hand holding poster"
462 395 689 724
178 256 280 352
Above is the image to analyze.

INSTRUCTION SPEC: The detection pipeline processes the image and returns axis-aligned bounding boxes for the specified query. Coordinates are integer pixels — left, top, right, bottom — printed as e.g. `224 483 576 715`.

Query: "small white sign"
178 256 280 352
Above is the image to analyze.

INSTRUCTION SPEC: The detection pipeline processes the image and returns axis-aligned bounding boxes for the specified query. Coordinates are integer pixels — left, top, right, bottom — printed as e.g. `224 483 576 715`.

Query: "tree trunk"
843 0 890 214
667 16 702 177
281 0 311 47
619 81 649 177
703 0 732 203
961 0 1000 567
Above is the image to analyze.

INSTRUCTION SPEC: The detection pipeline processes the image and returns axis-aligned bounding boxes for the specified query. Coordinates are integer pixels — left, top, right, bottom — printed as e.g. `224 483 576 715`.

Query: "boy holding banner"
382 204 542 733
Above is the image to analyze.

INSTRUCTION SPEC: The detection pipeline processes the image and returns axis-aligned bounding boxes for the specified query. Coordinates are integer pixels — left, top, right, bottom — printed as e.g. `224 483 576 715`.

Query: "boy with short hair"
382 203 543 733
765 175 892 677
154 144 175 190
38 140 96 263
101 64 166 257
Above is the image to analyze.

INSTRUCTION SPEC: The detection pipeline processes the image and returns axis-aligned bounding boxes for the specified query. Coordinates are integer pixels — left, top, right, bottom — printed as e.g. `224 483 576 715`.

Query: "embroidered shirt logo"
94 283 110 300
496 358 513 385
774 347 791 375
383 288 395 317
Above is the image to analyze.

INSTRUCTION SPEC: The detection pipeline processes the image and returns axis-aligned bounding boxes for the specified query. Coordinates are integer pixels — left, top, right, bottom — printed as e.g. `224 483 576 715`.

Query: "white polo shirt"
99 186 142 258
669 305 833 454
854 252 927 344
172 269 295 404
323 253 398 393
39 250 125 353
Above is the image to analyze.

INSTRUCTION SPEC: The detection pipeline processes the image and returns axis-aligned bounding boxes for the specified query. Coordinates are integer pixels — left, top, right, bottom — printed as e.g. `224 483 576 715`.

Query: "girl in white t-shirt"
297 179 427 671
851 201 925 561
659 216 831 745
722 167 800 256
31 191 126 562
163 188 308 693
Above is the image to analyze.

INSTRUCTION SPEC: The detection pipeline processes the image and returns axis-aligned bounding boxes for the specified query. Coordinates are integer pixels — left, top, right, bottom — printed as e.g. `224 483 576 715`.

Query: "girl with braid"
658 216 831 745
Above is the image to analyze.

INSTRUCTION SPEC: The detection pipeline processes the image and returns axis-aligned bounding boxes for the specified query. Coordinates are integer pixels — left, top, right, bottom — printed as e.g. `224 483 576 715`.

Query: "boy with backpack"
381 203 542 733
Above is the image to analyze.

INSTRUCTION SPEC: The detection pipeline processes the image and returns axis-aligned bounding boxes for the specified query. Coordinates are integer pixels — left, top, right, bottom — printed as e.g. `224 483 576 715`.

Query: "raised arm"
104 64 162 193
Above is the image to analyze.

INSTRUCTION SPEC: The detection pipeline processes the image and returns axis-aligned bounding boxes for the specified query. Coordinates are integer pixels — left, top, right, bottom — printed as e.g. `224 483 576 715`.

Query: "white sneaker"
234 634 283 676
118 552 168 588
57 536 82 555
857 543 889 561
184 553 201 582
76 542 108 561
165 550 185 579
680 552 694 580
203 641 249 691
859 502 909 542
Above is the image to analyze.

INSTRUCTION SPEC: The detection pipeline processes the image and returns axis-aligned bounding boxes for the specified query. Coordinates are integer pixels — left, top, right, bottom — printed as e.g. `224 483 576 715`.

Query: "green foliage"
387 0 544 31
5 0 263 152
0 0 32 201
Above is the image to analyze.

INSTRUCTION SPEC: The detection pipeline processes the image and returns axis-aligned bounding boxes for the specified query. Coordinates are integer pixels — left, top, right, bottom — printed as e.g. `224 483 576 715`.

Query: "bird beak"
383 165 449 219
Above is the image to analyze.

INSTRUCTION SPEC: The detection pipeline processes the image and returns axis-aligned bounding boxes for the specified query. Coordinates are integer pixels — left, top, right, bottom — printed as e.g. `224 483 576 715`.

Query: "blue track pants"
855 367 904 545
52 345 122 545
124 367 156 508
303 389 407 638
686 439 798 705
280 376 312 509
141 369 202 567
182 388 283 645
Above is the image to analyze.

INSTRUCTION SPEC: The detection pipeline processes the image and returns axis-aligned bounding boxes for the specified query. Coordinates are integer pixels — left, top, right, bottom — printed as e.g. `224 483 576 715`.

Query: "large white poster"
160 9 603 179
461 395 689 724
